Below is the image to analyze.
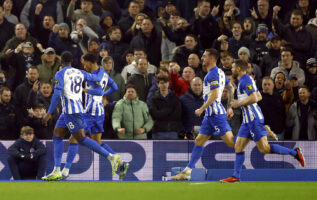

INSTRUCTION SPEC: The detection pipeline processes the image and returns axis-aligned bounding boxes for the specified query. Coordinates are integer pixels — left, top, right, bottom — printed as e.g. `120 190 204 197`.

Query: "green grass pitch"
0 181 316 200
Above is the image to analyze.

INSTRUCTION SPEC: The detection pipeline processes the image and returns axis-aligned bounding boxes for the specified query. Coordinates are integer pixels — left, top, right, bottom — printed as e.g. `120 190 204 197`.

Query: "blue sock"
102 143 116 154
78 137 110 158
53 136 64 167
233 152 245 178
65 143 79 169
187 145 204 168
270 144 297 157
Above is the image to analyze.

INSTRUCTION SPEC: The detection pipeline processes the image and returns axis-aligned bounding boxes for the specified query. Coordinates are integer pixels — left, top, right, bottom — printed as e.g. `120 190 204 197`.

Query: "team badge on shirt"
247 84 253 90
55 80 59 85
211 79 219 86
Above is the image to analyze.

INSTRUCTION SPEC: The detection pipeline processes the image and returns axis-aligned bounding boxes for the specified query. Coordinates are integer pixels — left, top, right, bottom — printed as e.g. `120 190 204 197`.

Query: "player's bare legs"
221 131 235 148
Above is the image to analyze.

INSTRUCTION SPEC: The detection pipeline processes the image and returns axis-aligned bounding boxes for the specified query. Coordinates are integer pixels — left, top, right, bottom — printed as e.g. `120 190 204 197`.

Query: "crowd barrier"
0 140 316 181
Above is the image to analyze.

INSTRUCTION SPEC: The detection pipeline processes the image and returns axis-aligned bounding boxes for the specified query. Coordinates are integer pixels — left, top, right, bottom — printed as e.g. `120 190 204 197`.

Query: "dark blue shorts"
83 113 105 135
237 119 268 142
199 114 232 137
56 113 86 134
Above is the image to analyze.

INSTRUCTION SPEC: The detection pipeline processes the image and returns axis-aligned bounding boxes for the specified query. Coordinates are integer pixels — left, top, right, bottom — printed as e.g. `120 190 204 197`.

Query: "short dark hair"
220 51 234 58
262 76 274 82
298 85 310 92
108 26 121 35
20 126 34 135
61 51 73 65
185 34 198 42
0 86 10 95
28 66 39 72
33 103 46 110
291 9 303 19
125 84 138 93
234 59 249 71
133 48 147 55
156 74 169 83
280 46 293 55
169 9 181 17
83 53 97 63
205 48 219 61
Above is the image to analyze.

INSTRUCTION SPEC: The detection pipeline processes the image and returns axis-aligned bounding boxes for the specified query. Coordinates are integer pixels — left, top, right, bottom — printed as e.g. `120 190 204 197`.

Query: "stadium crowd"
0 0 317 141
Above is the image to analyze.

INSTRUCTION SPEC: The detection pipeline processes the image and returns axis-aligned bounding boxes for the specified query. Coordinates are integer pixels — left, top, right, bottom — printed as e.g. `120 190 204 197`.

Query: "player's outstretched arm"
82 68 105 82
104 78 118 97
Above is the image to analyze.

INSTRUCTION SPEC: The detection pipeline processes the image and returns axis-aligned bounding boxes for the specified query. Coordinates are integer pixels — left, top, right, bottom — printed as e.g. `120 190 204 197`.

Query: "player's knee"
259 146 270 154
226 140 235 148
194 137 206 146
234 144 243 153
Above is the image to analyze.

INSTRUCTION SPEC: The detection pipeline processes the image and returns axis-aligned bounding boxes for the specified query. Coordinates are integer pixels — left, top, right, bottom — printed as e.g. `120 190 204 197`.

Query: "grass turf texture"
0 181 316 200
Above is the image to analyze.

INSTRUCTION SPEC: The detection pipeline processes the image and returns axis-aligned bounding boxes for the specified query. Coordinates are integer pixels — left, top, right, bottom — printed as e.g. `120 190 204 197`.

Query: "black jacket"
149 90 182 133
8 137 47 159
0 18 15 52
0 102 17 140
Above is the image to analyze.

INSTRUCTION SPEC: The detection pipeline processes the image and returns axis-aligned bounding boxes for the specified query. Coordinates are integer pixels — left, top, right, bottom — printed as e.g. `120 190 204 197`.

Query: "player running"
41 52 121 181
220 59 305 183
170 49 236 181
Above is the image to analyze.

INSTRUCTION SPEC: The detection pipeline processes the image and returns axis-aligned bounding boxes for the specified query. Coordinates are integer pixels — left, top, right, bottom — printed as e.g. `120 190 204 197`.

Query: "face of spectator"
3 0 13 12
274 73 285 90
290 14 303 29
126 53 134 64
298 87 310 103
257 0 269 15
158 80 169 93
136 0 145 9
165 4 176 15
257 32 267 41
99 48 108 58
109 29 121 42
136 15 145 26
33 107 46 118
125 87 137 100
220 40 229 51
222 88 229 99
137 58 148 74
188 54 200 68
58 26 69 38
76 18 87 31
191 78 203 96
157 6 165 18
40 83 53 98
103 59 113 72
231 63 239 79
43 16 55 29
15 24 27 39
270 40 281 50
262 78 274 94
0 7 4 21
169 15 180 27
103 16 113 27
232 23 242 37
182 67 195 82
281 51 293 67
238 52 249 62
0 72 6 84
308 66 317 74
134 50 146 60
184 36 197 50
128 2 140 17
27 68 39 84
0 90 11 104
221 56 233 68
22 43 34 56
44 52 56 63
88 41 99 54
224 0 235 12
198 1 211 17
21 133 34 142
176 19 188 30
298 0 309 8
81 1 93 13
141 19 153 35
243 19 252 31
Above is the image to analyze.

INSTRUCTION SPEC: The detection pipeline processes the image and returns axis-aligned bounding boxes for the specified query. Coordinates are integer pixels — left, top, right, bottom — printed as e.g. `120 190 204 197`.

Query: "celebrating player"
220 59 305 183
41 51 121 181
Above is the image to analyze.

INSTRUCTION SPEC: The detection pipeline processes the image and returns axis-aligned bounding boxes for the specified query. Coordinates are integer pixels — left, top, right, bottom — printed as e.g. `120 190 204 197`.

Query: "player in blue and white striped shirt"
172 49 235 181
220 59 306 183
42 52 121 181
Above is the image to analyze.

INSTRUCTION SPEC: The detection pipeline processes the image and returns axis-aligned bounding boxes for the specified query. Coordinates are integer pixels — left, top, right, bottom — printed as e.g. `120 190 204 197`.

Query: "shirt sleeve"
243 76 257 96
206 71 220 90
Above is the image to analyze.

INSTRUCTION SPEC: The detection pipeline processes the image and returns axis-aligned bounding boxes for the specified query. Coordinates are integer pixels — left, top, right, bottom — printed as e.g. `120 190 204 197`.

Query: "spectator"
125 13 149 43
259 35 281 76
270 48 305 86
127 57 153 102
135 0 154 19
121 48 157 83
219 51 234 73
212 35 230 52
101 56 125 101
273 8 312 66
48 23 82 68
0 86 17 140
242 17 256 42
169 63 195 97
251 0 272 32
0 5 14 52
2 0 18 24
238 47 262 82
70 18 99 54
37 47 61 83
67 0 100 32
249 24 269 65
180 77 204 139
258 77 286 140
112 84 153 139
26 80 53 113
99 0 121 21
20 0 63 29
0 69 7 87
97 11 115 40
187 53 204 79
305 57 317 91
228 21 249 58
172 34 203 69
286 86 317 140
130 17 162 67
283 0 314 25
29 14 55 48
7 126 47 180
192 0 220 49
102 95 117 139
87 37 99 55
306 11 317 57
13 66 39 130
149 75 182 139
118 0 140 42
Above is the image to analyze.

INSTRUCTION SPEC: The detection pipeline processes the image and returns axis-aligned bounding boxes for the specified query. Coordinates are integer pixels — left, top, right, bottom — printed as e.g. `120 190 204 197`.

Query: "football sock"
65 143 79 169
79 137 110 157
233 152 245 179
53 136 64 167
270 144 297 157
102 143 116 154
187 145 204 169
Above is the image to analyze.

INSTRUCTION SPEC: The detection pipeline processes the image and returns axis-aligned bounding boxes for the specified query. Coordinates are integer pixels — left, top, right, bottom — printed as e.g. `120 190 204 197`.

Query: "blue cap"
59 23 70 32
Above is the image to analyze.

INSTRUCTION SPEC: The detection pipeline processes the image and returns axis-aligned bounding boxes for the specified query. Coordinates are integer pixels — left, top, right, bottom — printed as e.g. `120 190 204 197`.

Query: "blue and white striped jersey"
84 68 113 116
53 66 104 114
237 74 264 123
203 66 229 116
